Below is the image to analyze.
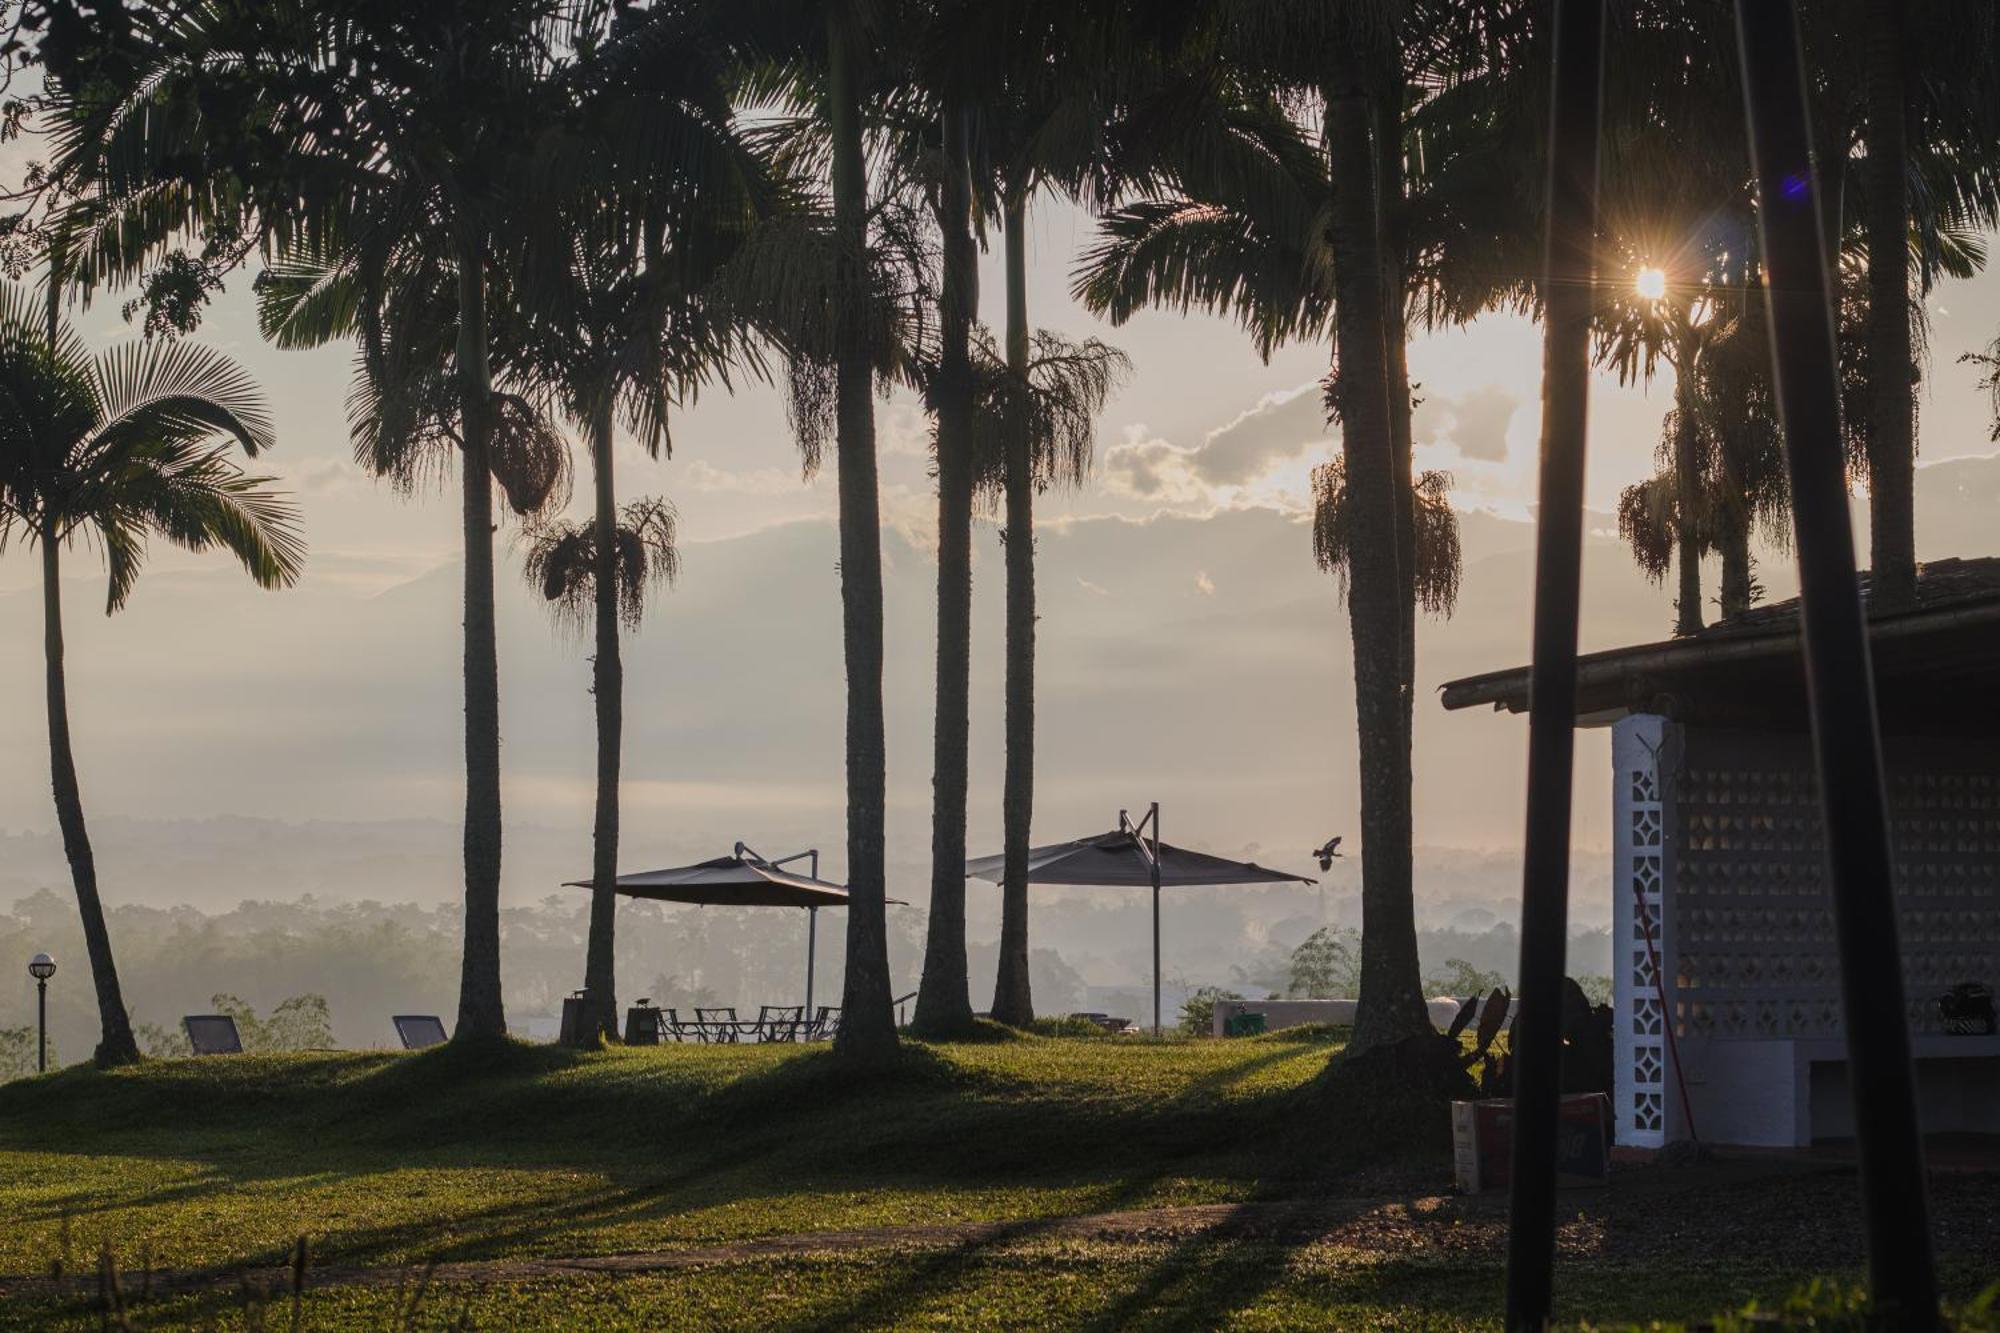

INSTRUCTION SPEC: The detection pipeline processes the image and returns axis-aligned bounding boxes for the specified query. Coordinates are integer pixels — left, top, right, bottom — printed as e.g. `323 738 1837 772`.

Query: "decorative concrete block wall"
1612 714 1677 1148
1611 715 2000 1148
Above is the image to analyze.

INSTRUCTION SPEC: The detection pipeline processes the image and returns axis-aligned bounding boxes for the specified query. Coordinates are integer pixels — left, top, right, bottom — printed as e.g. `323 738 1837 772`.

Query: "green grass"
0 1031 1994 1329
0 1031 1339 1277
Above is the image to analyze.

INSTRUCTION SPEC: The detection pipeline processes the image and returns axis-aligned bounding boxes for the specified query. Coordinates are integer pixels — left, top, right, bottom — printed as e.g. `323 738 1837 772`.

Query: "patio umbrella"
966 804 1316 1035
566 844 848 1013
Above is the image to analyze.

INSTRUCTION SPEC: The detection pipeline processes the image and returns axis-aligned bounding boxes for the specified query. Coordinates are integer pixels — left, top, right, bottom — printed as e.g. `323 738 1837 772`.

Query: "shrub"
1026 1015 1107 1039
1601 1279 2000 1331
207 994 337 1052
0 1026 51 1080
1178 986 1243 1037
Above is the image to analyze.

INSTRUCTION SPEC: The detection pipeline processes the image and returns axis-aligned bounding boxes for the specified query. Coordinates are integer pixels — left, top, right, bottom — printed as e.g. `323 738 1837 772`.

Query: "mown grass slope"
2 1030 1995 1330
0 1030 1346 1277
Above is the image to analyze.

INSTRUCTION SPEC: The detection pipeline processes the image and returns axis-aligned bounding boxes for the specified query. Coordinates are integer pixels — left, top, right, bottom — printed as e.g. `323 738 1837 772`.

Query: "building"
1441 559 2000 1149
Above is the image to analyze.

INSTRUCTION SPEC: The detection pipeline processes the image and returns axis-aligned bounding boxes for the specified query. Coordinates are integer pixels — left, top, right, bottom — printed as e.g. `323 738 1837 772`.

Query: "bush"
1025 1015 1108 1039
0 1026 51 1080
208 993 337 1051
1178 986 1243 1037
1604 1279 2000 1331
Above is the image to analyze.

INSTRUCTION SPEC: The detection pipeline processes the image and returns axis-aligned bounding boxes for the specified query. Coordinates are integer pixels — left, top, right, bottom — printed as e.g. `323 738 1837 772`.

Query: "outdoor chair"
756 1005 806 1043
183 1015 243 1056
808 1006 840 1042
693 1006 742 1043
392 1015 448 1050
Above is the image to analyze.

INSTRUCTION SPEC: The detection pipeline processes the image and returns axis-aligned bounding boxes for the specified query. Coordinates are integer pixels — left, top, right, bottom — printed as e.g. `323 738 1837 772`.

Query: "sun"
1635 266 1668 301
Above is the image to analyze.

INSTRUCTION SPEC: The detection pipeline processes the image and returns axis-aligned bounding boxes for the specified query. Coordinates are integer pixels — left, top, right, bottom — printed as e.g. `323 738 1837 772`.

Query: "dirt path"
0 1198 1448 1303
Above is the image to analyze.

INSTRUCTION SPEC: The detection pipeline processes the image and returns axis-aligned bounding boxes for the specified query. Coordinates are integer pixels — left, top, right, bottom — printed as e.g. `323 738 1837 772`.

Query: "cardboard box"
1452 1093 1612 1194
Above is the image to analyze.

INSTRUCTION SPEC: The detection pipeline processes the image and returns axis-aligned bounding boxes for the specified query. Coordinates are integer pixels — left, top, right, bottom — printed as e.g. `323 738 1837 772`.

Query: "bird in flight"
1313 836 1343 871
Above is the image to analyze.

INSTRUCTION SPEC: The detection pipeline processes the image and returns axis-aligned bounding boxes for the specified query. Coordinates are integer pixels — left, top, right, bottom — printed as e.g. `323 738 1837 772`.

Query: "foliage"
521 496 680 635
207 993 336 1053
0 282 302 607
1285 926 1359 1000
1574 974 1614 1008
133 1021 188 1060
1311 458 1462 617
0 1026 51 1080
1024 1015 1107 1039
1178 985 1242 1037
1422 959 1507 999
1681 1279 2000 1332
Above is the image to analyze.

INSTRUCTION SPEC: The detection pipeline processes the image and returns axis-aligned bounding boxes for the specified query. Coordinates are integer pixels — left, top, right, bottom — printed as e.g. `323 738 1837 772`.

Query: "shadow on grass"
0 1033 1375 1280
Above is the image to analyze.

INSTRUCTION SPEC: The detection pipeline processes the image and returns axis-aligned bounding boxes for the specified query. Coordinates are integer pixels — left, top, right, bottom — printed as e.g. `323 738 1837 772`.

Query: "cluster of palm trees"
5 0 1995 1068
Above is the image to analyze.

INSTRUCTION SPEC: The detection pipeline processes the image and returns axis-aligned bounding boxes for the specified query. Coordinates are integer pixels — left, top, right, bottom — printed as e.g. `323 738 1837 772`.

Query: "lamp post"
27 953 55 1073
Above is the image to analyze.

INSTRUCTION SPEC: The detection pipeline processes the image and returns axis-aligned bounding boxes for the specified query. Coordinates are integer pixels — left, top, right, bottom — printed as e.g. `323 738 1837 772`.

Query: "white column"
1613 713 1679 1147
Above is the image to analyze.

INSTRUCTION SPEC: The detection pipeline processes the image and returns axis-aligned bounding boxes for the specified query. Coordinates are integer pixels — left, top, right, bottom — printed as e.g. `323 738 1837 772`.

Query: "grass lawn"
0 1029 1993 1329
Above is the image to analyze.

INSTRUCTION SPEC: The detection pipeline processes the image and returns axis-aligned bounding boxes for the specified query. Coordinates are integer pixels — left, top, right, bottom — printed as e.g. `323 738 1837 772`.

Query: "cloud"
681 460 812 495
1100 386 1329 508
1412 384 1520 463
1195 388 1329 484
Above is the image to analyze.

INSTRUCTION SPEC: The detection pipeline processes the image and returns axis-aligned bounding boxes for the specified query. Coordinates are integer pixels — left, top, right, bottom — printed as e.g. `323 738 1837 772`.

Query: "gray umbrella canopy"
566 849 848 1012
966 808 1317 1036
568 855 850 908
965 830 1311 888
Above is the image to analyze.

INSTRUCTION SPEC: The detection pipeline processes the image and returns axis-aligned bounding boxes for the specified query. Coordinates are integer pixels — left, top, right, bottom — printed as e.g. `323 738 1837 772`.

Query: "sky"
6 186 2000 926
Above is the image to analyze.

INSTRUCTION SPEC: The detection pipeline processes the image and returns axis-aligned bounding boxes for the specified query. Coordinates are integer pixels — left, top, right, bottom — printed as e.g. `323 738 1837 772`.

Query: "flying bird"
1313 836 1343 871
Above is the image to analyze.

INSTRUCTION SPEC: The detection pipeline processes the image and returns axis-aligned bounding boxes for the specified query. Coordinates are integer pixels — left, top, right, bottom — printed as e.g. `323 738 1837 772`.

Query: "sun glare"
1635 266 1668 301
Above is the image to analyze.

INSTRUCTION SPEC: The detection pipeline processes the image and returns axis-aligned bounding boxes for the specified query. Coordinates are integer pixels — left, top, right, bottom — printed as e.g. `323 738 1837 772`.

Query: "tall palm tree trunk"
1717 402 1754 620
828 12 897 1059
576 398 622 1046
41 531 140 1066
913 98 979 1038
990 191 1036 1029
1865 0 1915 605
1327 80 1428 1051
1672 394 1705 635
455 229 508 1041
1375 80 1418 746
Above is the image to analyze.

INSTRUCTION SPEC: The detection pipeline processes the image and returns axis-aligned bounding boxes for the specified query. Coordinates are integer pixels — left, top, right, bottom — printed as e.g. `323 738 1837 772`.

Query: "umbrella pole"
1151 802 1162 1038
806 906 818 1014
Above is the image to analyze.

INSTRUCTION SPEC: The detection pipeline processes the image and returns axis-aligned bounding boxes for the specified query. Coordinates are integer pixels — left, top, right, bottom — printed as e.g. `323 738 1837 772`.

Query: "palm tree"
523 495 680 1040
1075 17 1449 1045
0 282 303 1066
824 1 899 1059
910 88 984 1038
977 5 1148 1030
47 0 703 1044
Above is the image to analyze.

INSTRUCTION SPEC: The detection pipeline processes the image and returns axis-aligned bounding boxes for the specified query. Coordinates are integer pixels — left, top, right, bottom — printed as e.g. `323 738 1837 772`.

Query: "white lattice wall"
1612 714 1677 1147
1611 715 2000 1148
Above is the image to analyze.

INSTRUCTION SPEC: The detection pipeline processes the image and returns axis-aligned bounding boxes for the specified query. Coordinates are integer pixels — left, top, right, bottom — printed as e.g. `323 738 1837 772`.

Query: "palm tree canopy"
0 283 302 612
523 495 679 636
1311 455 1461 618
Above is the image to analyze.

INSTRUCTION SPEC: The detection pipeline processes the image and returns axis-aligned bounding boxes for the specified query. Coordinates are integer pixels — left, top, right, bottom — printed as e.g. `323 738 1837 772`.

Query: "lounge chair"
756 1005 806 1043
693 1006 742 1043
183 1015 243 1056
393 1015 449 1050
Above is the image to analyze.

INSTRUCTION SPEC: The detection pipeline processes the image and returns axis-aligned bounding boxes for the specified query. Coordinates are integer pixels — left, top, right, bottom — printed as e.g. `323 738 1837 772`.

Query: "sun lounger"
183 1015 243 1055
393 1015 448 1050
